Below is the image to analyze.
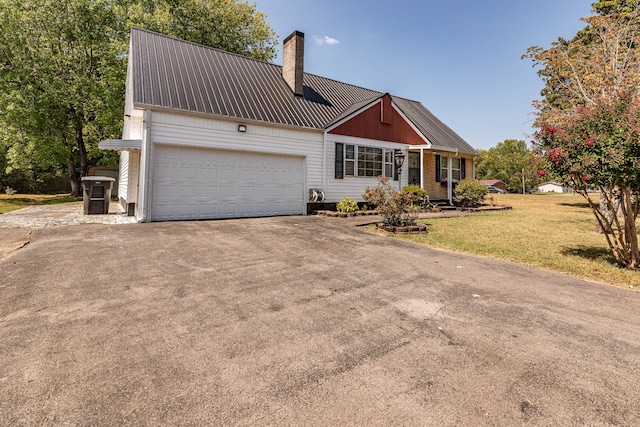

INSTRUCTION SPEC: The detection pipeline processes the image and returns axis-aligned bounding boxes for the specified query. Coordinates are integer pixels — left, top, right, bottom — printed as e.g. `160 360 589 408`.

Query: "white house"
537 182 572 193
100 28 477 222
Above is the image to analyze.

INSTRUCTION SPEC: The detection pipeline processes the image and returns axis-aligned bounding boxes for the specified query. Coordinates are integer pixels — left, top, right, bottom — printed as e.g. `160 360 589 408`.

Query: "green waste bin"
81 176 116 215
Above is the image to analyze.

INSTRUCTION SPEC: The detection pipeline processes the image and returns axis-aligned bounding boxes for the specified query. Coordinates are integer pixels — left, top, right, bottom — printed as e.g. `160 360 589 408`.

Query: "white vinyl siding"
118 151 129 203
139 111 322 221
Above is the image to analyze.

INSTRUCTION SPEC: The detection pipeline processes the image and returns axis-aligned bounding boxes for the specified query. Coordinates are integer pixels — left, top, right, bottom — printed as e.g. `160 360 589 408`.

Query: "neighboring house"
479 180 507 191
100 28 477 222
538 182 572 193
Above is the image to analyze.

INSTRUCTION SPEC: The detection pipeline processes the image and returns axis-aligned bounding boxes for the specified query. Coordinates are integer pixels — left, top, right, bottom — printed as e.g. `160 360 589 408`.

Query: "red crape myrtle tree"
533 93 640 269
526 5 640 269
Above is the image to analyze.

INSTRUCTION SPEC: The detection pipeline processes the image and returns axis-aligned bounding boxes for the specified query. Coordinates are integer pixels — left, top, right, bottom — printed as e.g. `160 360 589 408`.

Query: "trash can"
81 176 116 215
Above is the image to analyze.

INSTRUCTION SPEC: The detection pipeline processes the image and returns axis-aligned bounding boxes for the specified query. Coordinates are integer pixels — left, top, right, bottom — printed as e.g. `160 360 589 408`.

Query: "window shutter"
393 149 400 181
460 158 466 179
335 143 344 179
435 155 441 182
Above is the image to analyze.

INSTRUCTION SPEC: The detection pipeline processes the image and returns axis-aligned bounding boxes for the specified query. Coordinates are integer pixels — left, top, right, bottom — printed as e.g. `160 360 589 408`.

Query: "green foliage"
592 0 640 15
336 198 359 213
453 180 488 207
402 184 427 205
533 94 640 268
475 139 539 192
363 178 417 226
0 0 278 194
526 6 640 268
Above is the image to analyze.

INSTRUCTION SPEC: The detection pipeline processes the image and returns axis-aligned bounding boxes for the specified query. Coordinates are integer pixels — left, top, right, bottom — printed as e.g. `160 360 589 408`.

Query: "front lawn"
383 194 639 289
0 194 82 214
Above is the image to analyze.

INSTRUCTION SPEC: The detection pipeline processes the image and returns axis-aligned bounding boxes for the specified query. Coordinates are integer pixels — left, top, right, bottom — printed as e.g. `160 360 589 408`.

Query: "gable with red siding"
328 94 427 145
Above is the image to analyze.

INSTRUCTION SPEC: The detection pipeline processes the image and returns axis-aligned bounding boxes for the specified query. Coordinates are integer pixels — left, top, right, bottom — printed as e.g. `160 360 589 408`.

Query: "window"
345 145 355 176
358 146 382 177
340 144 395 178
440 157 461 181
384 150 393 178
440 156 448 180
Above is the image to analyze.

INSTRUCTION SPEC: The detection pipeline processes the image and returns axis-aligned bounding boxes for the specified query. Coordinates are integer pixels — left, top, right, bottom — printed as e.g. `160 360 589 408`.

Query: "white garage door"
151 145 304 221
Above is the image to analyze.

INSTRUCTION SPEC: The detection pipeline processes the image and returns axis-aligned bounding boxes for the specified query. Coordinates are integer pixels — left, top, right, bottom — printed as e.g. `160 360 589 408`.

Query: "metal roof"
130 28 477 155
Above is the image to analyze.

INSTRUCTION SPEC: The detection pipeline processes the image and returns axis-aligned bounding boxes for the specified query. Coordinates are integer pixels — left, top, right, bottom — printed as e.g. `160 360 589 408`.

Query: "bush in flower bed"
336 197 359 213
453 179 488 208
363 177 419 227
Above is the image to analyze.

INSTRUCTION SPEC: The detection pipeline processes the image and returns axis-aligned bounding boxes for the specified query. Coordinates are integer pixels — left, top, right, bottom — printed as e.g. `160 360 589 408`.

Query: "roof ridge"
130 26 282 69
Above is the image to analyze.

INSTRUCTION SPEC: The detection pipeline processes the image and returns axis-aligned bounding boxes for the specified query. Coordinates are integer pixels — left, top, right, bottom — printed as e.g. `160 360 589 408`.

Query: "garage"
150 145 305 221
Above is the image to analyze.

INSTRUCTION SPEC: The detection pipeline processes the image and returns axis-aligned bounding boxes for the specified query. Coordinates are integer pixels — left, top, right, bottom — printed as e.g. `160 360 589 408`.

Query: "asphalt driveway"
1 215 639 425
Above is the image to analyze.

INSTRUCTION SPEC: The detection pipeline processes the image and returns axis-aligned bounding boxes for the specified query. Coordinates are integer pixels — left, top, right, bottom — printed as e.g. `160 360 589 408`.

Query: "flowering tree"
533 95 640 268
526 6 640 269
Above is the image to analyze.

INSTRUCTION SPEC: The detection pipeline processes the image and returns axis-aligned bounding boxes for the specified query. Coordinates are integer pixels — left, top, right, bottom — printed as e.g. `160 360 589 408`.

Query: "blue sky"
253 0 594 150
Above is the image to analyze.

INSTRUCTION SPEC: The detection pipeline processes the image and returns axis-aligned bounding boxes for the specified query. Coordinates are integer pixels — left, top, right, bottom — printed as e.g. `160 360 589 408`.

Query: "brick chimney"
282 31 304 97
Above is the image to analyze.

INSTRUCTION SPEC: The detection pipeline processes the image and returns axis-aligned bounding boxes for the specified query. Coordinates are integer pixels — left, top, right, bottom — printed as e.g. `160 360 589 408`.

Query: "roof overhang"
99 139 142 151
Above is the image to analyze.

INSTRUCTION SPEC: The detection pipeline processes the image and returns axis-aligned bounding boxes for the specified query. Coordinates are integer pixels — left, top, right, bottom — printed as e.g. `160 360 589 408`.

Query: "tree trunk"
67 156 81 197
75 124 88 178
622 186 640 269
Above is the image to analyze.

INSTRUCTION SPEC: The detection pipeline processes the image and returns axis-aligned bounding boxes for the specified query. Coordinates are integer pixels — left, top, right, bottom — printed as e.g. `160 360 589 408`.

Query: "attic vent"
283 31 304 96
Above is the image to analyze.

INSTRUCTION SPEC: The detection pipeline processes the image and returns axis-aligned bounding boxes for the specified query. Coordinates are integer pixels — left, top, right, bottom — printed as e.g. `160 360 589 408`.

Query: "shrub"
453 179 488 207
336 197 359 213
363 177 418 226
402 184 428 206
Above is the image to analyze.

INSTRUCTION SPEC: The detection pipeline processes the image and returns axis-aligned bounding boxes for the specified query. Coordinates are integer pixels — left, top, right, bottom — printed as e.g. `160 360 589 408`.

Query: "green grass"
0 194 82 214
374 194 640 289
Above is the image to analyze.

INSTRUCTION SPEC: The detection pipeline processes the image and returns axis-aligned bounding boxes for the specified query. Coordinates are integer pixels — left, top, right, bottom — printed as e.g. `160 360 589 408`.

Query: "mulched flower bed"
314 209 440 218
314 210 378 217
376 223 428 234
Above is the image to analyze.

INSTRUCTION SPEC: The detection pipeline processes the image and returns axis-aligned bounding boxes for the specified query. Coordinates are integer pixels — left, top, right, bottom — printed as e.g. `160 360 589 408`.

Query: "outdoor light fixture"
238 124 247 132
394 152 405 190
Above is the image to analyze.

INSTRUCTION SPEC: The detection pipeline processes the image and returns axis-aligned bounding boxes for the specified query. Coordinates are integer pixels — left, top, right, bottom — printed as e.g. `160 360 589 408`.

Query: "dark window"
335 143 344 179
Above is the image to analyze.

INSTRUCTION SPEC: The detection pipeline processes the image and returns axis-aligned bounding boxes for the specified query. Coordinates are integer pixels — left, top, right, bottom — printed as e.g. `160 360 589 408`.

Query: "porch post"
447 154 453 205
419 148 424 190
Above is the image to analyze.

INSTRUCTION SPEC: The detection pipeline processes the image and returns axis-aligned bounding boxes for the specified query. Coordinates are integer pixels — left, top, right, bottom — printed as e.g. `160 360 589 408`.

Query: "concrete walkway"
0 202 136 228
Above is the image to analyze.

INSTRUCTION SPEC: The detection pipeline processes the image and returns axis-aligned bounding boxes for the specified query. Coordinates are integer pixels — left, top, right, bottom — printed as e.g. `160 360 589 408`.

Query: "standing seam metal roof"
130 27 476 155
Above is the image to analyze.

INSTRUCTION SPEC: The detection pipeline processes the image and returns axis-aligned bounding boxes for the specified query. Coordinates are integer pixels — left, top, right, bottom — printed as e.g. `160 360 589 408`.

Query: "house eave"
132 102 325 133
99 139 142 151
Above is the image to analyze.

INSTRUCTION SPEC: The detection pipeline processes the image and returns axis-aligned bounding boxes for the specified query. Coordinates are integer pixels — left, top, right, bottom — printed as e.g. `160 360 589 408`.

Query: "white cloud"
314 35 340 46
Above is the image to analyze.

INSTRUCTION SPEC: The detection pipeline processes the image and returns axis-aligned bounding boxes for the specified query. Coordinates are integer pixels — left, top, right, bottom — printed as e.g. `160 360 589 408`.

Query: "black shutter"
435 155 441 182
460 158 466 180
393 149 400 181
335 143 344 179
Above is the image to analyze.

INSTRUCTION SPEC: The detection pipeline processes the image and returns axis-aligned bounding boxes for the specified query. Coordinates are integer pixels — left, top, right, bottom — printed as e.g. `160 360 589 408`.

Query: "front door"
408 152 420 185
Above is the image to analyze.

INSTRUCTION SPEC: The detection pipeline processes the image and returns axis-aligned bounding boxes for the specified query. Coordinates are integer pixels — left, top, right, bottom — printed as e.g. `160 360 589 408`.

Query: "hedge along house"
100 28 477 222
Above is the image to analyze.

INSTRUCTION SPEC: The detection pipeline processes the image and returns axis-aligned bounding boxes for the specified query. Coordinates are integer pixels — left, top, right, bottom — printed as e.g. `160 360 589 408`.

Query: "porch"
405 147 474 205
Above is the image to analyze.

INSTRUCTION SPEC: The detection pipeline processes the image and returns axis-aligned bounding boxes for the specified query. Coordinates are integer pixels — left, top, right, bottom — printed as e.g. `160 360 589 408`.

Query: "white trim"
419 148 424 190
140 110 152 222
133 102 326 135
328 134 406 149
391 103 431 146
322 130 327 194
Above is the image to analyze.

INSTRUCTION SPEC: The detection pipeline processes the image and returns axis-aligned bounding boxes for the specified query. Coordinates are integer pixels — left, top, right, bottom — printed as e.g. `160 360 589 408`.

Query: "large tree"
0 0 277 195
475 139 538 193
524 3 640 269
